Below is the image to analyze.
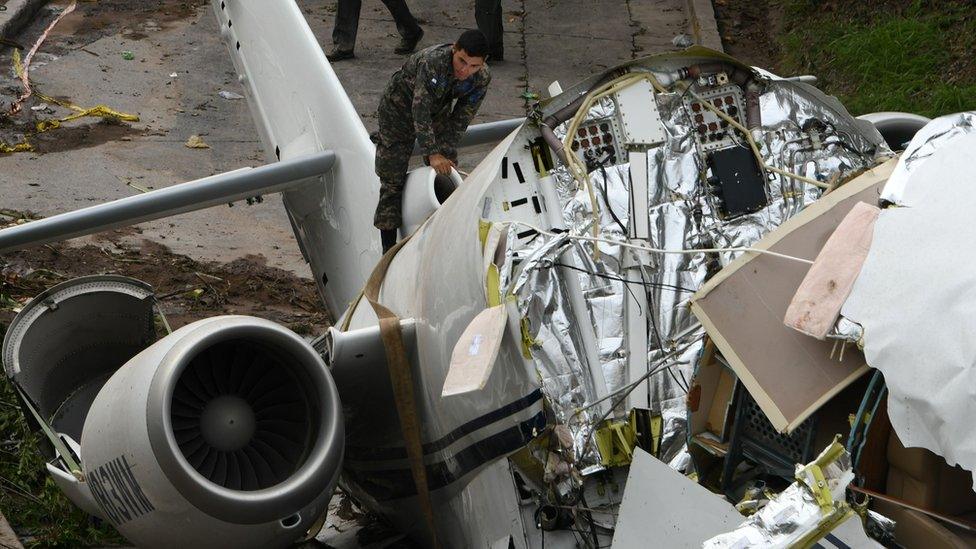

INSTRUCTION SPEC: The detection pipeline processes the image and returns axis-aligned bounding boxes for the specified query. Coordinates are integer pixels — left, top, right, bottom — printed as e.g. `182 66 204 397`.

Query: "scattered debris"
672 33 694 48
9 0 78 115
184 134 210 149
126 181 151 193
704 438 866 548
218 90 244 100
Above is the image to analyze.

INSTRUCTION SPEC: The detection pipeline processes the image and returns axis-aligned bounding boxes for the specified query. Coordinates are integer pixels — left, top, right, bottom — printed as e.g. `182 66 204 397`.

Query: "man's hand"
429 153 456 175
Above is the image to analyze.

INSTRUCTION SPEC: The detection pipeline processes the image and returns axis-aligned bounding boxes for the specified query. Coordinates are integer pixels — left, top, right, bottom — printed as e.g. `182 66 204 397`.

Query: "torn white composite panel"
842 112 976 489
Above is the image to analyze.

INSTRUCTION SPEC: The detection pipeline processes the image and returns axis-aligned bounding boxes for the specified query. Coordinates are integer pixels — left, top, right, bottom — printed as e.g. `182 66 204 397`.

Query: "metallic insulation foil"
831 316 865 344
882 111 976 205
704 445 858 548
512 69 889 473
510 235 604 466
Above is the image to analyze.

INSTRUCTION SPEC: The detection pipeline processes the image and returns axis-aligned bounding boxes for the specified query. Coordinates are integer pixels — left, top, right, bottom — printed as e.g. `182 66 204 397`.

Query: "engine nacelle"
3 277 344 549
401 166 462 236
78 315 343 548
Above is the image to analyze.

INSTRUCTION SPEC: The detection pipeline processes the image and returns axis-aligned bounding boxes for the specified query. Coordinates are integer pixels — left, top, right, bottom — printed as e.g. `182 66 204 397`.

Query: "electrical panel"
683 84 746 152
570 116 623 171
706 145 767 218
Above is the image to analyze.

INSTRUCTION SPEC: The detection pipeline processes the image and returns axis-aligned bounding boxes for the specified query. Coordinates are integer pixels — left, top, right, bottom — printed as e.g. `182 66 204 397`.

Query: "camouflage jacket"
379 43 491 156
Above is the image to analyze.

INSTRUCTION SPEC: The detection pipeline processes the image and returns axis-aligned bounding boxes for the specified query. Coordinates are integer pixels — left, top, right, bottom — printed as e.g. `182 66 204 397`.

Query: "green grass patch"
0 349 126 547
778 0 976 117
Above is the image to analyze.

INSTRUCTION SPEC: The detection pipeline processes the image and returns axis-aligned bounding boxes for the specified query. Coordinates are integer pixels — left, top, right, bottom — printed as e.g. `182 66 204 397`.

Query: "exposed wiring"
510 220 814 265
680 83 829 190
598 165 627 234
551 259 644 318
635 259 689 395
551 261 697 294
557 71 671 255
574 331 700 416
578 338 699 458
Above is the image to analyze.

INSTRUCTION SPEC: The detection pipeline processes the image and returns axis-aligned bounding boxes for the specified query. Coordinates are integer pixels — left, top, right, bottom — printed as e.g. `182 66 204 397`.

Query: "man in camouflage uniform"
373 29 491 252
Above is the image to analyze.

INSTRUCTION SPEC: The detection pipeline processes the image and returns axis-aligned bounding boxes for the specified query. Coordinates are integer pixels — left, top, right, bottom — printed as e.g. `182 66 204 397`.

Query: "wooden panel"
691 159 896 432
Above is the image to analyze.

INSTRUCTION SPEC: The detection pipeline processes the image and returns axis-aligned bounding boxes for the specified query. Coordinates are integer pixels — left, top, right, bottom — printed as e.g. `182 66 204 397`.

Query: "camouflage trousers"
373 105 457 230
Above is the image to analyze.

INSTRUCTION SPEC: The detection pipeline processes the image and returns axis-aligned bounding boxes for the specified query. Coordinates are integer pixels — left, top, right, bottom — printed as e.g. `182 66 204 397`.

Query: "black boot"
381 229 398 253
326 47 355 62
394 28 423 55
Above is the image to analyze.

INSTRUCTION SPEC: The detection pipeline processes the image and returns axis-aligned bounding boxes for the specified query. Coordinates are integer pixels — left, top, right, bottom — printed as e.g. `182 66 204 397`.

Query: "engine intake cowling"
80 315 343 548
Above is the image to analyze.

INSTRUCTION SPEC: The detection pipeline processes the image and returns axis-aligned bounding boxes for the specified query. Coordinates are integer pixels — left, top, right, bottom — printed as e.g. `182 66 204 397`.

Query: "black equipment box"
707 146 768 218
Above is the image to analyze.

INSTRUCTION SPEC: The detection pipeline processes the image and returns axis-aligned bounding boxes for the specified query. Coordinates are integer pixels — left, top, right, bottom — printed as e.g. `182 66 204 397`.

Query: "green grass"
0 350 126 547
778 0 976 117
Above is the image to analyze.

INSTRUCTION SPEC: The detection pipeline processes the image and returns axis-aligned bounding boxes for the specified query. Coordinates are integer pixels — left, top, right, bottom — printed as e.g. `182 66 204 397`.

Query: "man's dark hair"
455 29 489 58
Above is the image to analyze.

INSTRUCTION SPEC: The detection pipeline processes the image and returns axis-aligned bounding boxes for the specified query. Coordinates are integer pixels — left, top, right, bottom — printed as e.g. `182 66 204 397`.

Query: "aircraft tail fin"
213 0 381 316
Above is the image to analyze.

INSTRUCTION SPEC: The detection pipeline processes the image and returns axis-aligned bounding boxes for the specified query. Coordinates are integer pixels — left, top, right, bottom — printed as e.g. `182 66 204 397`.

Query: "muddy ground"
0 0 213 154
711 0 783 70
0 212 330 336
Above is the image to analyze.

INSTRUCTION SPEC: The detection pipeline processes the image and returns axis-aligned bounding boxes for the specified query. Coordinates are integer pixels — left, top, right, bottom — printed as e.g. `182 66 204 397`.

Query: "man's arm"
411 58 443 158
439 77 491 159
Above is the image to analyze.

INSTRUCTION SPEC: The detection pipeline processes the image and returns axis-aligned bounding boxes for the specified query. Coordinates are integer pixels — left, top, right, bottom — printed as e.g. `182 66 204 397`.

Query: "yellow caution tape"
34 92 139 133
5 52 139 153
478 219 492 250
0 140 34 153
519 316 535 359
486 263 501 307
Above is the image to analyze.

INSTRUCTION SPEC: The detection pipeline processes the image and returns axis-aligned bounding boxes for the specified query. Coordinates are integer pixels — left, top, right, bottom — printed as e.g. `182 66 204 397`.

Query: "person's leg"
381 0 422 39
381 0 424 54
474 0 503 60
373 137 414 248
331 0 361 54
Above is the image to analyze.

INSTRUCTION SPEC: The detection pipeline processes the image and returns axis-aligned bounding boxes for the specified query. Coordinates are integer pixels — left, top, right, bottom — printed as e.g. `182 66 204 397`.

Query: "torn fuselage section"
473 46 892 543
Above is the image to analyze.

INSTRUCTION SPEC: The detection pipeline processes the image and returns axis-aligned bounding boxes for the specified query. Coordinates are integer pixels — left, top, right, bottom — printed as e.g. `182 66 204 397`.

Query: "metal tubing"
459 117 525 148
412 117 526 156
0 150 336 254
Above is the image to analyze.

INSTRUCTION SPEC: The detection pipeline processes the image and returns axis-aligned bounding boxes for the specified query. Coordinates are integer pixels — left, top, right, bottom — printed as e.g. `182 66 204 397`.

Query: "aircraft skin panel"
340 452 532 547
212 0 381 317
337 130 543 544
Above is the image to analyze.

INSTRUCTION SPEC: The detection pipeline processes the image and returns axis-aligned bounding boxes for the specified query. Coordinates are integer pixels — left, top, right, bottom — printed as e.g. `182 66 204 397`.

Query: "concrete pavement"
0 0 719 276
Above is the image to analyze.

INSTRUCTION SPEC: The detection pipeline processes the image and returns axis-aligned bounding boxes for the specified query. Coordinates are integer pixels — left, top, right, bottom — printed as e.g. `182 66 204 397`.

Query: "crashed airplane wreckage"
0 1 973 547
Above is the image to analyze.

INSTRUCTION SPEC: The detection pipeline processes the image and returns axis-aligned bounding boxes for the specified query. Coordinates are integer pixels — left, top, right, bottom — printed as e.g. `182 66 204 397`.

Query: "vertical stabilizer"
213 0 381 317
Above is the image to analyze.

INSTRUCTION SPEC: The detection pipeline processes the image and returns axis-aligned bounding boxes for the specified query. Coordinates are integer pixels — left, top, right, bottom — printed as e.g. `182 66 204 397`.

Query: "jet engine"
2 276 343 548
